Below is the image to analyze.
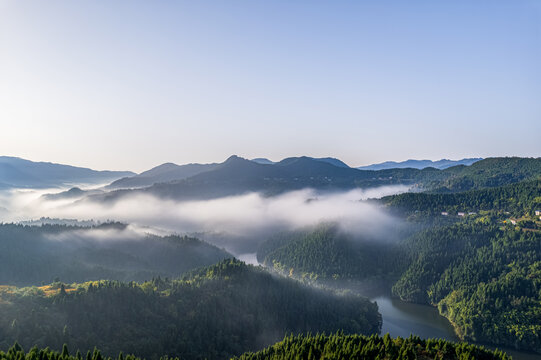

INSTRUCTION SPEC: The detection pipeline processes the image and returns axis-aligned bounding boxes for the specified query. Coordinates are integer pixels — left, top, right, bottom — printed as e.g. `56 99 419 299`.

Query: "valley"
4 1 539 357
0 156 540 359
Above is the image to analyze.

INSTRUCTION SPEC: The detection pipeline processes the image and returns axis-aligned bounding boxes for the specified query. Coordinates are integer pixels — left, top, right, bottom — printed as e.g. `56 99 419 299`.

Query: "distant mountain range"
107 156 351 190
103 155 425 201
0 156 134 189
5 155 540 201
94 156 541 202
357 158 482 170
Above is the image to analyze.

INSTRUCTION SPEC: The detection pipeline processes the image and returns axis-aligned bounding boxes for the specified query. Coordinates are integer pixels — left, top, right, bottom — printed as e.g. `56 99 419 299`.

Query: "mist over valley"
0 155 540 359
2 2 540 357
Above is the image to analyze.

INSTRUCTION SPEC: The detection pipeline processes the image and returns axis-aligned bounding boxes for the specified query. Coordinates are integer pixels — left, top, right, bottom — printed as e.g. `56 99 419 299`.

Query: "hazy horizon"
1 0 540 172
0 152 495 172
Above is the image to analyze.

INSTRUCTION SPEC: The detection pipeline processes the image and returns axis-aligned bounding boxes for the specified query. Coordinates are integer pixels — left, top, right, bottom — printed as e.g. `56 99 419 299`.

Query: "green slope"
257 224 405 283
429 157 541 192
383 179 541 217
258 179 541 353
0 259 380 360
0 223 230 286
392 223 541 353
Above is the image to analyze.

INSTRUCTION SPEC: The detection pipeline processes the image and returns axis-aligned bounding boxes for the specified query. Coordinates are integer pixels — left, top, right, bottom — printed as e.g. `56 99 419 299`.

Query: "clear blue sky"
0 0 539 172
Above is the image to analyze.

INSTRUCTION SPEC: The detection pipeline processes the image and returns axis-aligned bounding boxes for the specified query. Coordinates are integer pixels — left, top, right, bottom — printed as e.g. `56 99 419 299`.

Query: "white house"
458 212 465 217
535 210 541 216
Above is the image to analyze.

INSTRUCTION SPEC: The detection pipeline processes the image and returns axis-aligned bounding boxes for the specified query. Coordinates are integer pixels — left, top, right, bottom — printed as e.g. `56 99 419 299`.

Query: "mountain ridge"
107 161 219 189
251 156 350 168
0 156 134 188
358 158 482 170
86 156 541 203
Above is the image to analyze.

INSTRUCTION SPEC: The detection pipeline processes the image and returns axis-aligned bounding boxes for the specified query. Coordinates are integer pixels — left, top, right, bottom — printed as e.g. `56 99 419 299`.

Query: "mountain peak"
224 155 247 163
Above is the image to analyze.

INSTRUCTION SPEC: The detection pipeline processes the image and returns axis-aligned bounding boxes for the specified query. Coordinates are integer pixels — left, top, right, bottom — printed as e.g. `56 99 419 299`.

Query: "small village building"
457 212 465 217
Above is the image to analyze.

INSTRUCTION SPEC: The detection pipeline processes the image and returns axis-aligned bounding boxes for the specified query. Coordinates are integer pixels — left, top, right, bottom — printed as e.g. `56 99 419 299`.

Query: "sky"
0 0 540 172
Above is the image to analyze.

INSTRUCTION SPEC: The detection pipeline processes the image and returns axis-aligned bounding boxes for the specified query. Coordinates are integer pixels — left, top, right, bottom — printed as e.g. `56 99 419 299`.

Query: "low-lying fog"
0 185 409 257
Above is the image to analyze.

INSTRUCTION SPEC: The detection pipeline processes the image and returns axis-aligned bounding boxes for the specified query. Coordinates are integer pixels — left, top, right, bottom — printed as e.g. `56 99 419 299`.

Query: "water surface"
371 294 540 360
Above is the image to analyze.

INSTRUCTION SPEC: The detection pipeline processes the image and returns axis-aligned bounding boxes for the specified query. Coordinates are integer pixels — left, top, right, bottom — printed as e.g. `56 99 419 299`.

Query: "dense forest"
383 179 541 217
392 223 501 303
0 259 380 360
257 222 540 354
0 223 229 286
392 223 541 353
383 178 541 353
426 157 541 192
234 333 511 360
257 224 406 283
256 178 541 354
0 344 164 360
0 334 510 360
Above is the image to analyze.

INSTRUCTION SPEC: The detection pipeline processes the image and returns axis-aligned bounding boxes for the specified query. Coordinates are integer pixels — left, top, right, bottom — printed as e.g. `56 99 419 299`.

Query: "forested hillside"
0 223 229 285
0 259 380 360
257 224 406 283
392 223 541 353
256 178 541 354
427 157 541 192
385 180 541 353
383 179 541 217
234 333 511 360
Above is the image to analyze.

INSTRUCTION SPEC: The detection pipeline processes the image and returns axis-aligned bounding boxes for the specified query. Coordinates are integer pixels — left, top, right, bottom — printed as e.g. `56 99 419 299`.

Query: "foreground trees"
234 333 511 360
0 333 511 360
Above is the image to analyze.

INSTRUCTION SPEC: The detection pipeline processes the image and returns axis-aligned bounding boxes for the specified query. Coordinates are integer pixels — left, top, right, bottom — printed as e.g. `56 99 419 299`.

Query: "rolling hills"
95 155 438 202
358 158 482 170
255 179 541 354
0 156 134 189
0 223 230 286
91 156 541 203
257 223 405 283
107 162 219 189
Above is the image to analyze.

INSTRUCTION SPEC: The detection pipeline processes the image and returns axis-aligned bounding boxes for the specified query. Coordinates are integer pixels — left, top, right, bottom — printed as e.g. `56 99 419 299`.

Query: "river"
371 295 540 360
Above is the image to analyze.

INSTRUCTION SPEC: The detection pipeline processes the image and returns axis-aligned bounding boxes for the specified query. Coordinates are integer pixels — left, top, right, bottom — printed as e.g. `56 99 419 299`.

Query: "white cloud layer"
0 185 409 254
